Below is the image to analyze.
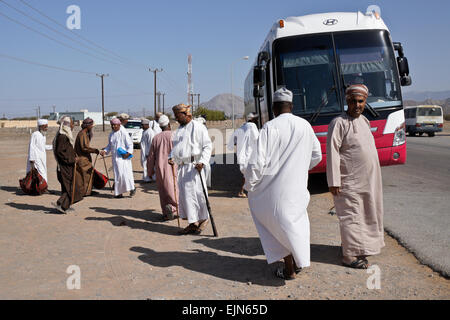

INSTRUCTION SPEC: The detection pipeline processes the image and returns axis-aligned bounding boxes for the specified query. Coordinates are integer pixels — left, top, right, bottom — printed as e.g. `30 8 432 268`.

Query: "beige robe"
326 113 385 257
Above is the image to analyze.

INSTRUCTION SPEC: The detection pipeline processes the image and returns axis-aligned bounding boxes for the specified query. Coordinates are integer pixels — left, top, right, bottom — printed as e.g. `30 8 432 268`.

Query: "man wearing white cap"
327 84 384 269
244 87 322 281
140 119 155 183
147 115 179 220
26 119 50 187
149 112 163 135
227 112 259 197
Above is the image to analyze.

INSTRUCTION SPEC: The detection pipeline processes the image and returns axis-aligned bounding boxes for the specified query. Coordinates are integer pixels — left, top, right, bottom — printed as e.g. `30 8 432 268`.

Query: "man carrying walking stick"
52 117 84 214
169 104 213 235
147 115 179 222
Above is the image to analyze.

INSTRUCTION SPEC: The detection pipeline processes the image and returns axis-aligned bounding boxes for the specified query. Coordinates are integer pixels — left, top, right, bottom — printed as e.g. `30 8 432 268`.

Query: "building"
48 110 104 125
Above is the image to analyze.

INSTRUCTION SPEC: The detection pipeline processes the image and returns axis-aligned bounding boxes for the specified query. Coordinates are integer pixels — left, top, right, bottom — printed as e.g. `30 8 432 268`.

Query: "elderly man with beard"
75 117 100 196
327 84 385 269
26 119 51 189
52 117 84 213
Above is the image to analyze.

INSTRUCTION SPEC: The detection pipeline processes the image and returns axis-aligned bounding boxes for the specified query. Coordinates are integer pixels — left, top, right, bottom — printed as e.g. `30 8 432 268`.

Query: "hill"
201 93 244 118
404 98 450 115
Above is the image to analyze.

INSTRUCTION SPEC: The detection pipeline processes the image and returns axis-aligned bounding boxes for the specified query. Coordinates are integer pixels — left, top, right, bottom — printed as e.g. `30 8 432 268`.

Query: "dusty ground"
0 123 449 300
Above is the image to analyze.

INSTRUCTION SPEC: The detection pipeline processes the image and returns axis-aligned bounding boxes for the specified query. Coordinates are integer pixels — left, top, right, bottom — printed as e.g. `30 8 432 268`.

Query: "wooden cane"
70 161 77 206
171 164 180 228
102 154 113 192
85 154 99 195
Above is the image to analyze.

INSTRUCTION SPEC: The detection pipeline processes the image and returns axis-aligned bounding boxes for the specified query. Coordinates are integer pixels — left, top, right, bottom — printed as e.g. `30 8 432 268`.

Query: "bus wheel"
428 132 435 137
418 132 424 136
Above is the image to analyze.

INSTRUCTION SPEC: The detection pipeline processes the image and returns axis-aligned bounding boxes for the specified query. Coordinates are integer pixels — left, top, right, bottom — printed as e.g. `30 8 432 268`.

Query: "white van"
124 119 143 147
404 105 443 137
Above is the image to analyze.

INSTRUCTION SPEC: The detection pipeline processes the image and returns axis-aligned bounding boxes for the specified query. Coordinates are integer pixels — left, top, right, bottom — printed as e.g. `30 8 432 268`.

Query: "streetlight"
231 56 249 129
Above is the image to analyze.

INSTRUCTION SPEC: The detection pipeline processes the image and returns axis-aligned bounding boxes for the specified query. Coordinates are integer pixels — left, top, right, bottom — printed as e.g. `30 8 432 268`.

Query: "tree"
194 106 225 121
106 112 118 117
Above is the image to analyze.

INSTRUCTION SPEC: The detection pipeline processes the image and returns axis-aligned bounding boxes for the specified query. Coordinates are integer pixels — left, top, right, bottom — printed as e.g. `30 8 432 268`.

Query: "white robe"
244 113 322 267
150 120 162 135
170 120 212 224
227 122 259 172
26 131 49 182
140 128 155 182
104 128 135 196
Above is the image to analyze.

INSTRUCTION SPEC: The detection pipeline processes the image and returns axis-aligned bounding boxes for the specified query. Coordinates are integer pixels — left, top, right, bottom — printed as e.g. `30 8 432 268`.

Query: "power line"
0 0 127 65
0 52 96 74
0 10 124 65
17 0 149 69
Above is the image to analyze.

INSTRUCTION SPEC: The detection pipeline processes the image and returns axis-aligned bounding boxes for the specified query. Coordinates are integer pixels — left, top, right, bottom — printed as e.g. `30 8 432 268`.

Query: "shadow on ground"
1 186 59 196
192 237 342 266
5 202 61 215
89 206 163 222
130 245 284 287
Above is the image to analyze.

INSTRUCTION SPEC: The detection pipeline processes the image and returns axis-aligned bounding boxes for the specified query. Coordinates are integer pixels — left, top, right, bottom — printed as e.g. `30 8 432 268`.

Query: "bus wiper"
365 101 380 118
310 86 336 123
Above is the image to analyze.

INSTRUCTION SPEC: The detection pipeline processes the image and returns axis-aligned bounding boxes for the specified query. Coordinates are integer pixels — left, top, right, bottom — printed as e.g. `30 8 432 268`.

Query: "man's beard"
87 128 94 140
39 129 47 136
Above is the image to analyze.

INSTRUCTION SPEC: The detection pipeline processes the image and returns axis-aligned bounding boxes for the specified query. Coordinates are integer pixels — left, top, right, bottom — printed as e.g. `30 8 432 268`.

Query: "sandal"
177 224 198 235
237 192 247 198
275 267 295 280
342 259 369 269
194 220 209 235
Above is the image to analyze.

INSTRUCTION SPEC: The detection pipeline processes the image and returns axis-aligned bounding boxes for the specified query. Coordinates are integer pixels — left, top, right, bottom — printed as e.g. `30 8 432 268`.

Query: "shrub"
194 106 226 121
444 114 450 121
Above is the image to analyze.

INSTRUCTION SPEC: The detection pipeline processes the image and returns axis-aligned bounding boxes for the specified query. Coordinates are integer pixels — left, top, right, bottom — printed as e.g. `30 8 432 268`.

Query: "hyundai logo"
323 19 338 26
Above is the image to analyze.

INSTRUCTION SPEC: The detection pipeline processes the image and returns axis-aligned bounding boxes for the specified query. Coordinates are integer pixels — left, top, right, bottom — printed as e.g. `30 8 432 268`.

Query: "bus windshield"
274 30 401 116
335 30 401 109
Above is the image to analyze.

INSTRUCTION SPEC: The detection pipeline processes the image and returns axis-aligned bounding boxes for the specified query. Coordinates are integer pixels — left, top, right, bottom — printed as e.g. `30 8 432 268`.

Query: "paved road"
382 133 450 277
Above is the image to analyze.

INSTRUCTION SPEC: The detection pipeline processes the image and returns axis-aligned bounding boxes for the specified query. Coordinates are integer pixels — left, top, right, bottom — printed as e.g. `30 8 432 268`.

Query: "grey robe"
326 113 385 257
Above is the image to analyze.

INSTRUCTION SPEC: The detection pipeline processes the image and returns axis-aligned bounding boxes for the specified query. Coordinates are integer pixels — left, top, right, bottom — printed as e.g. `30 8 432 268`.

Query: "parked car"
124 119 143 148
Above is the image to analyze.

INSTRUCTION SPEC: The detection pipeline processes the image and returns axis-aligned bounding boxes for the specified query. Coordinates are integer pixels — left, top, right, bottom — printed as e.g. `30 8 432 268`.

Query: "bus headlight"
393 122 406 146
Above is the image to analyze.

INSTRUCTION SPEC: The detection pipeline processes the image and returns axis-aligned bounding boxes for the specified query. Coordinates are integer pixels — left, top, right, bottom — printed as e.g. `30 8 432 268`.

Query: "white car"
124 119 143 148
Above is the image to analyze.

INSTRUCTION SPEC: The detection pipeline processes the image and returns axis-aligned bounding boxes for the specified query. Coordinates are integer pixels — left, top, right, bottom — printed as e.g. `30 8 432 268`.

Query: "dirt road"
0 125 448 299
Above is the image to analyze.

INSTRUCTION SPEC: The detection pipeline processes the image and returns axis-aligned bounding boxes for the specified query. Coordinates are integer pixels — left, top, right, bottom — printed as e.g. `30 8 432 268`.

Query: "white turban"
158 115 170 127
37 119 48 127
195 117 206 124
273 87 293 103
141 119 150 125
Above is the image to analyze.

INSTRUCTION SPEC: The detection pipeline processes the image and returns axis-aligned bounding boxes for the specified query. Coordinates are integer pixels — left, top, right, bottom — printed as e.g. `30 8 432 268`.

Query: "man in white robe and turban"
244 88 322 280
227 112 259 197
327 84 384 269
140 119 155 182
150 112 163 135
26 119 50 185
100 118 136 198
169 104 212 235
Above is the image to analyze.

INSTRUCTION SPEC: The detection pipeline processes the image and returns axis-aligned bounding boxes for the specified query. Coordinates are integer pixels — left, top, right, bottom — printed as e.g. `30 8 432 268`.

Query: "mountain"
201 93 244 118
403 90 450 101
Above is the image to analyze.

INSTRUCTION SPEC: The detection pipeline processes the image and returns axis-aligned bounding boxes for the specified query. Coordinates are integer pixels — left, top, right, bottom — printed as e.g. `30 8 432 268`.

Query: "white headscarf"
58 116 75 147
37 119 48 127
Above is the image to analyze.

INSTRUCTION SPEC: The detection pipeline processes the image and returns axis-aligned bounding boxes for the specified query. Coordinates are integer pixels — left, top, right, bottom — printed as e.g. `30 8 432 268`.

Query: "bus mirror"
401 75 412 86
253 66 265 87
397 56 410 76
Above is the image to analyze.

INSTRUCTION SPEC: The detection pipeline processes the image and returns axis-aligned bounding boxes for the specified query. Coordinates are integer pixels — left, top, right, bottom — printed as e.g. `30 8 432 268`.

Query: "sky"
1 0 450 118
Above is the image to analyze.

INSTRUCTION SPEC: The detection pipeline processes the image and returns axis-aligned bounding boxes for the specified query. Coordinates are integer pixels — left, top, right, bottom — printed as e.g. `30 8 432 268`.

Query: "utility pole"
96 73 109 132
52 105 56 114
162 93 165 114
149 68 163 117
38 106 40 119
192 93 200 111
156 92 161 113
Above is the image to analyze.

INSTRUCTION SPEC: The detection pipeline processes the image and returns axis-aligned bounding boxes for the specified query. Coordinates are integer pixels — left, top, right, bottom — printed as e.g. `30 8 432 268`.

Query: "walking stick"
85 154 99 195
198 167 218 237
70 161 77 206
102 154 113 192
171 164 180 228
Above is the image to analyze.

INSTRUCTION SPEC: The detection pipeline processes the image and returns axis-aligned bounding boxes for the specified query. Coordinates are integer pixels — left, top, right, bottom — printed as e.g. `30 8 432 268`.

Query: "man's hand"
168 159 174 166
30 161 35 169
100 150 106 157
195 162 204 173
95 149 100 155
329 186 340 196
122 153 130 160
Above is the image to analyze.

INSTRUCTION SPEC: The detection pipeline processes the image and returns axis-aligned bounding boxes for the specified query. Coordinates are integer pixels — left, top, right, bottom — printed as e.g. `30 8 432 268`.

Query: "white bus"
405 105 444 137
244 5 411 173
